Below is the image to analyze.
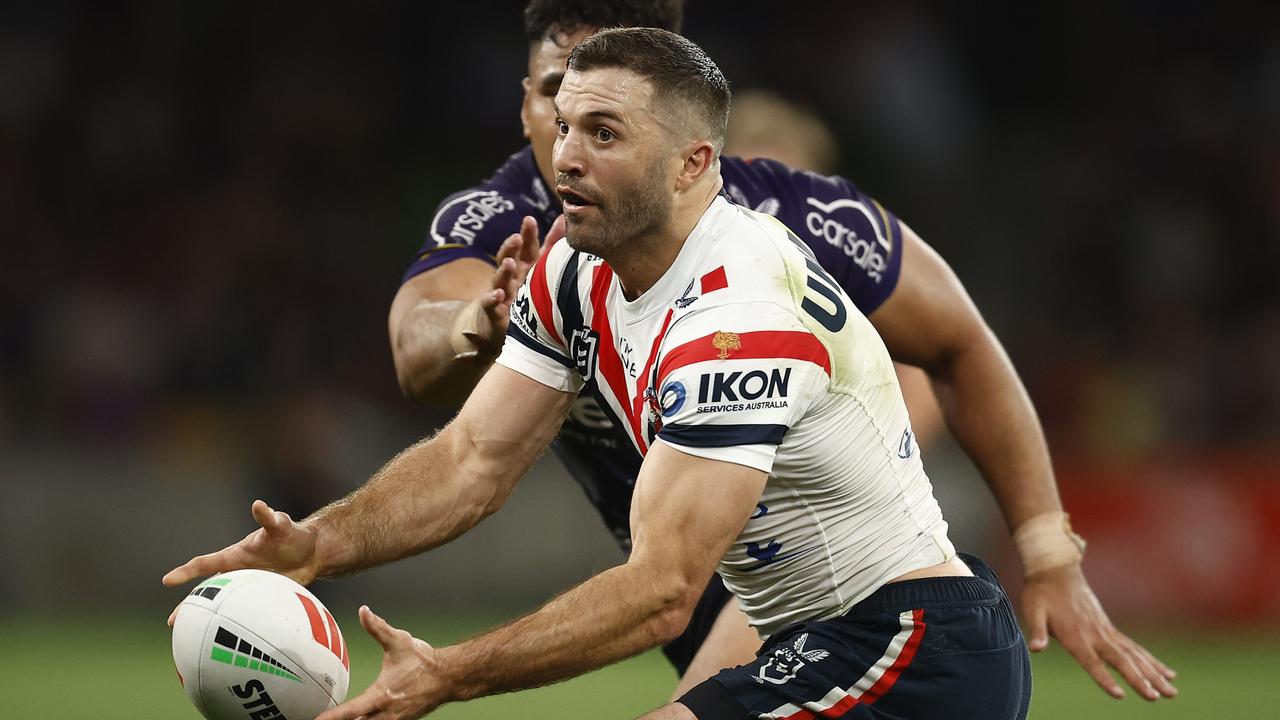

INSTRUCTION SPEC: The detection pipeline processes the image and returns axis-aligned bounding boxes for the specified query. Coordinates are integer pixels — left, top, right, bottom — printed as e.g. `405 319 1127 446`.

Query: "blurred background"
1 0 1277 717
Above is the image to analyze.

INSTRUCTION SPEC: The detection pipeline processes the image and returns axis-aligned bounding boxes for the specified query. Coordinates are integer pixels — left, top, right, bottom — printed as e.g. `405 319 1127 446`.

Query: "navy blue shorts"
662 573 736 676
677 554 1031 719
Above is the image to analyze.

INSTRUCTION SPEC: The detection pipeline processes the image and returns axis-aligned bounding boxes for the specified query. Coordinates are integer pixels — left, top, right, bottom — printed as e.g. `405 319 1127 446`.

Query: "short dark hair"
567 27 731 153
523 0 684 45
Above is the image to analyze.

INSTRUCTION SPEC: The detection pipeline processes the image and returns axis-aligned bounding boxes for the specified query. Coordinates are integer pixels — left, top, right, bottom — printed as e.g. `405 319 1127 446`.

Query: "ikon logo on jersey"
659 381 686 417
697 368 791 404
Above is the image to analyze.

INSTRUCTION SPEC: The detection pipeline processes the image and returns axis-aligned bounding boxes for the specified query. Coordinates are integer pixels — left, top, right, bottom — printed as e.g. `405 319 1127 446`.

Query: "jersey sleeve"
652 302 830 473
724 156 905 314
493 243 583 394
401 188 528 283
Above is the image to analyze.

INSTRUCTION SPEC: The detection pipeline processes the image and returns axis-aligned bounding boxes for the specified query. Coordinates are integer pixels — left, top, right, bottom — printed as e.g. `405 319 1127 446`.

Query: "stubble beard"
562 156 671 263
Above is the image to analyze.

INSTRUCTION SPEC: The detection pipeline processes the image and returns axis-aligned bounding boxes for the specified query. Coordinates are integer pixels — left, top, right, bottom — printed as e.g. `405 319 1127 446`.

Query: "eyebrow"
552 100 628 128
536 71 564 93
552 98 627 122
584 109 626 125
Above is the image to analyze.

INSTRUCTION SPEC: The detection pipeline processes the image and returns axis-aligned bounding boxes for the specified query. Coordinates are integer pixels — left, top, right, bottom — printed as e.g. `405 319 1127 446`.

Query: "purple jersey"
404 146 904 549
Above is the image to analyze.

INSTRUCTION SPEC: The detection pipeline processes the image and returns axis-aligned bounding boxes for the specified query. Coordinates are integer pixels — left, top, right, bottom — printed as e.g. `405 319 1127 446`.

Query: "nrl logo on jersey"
571 328 600 380
755 633 829 685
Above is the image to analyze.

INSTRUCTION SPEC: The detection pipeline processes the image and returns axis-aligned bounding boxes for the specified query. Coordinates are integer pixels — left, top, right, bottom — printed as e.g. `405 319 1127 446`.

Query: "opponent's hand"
461 214 566 356
538 212 567 258
1021 563 1177 701
162 500 319 625
316 606 449 720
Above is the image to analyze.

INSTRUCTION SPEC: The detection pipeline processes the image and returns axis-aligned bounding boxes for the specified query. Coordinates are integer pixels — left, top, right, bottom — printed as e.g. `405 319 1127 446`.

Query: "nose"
553 127 585 178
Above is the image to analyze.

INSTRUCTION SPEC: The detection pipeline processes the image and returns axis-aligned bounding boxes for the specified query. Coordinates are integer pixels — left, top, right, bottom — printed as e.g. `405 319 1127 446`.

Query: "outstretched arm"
390 216 562 407
162 364 575 588
869 221 1176 701
317 441 767 720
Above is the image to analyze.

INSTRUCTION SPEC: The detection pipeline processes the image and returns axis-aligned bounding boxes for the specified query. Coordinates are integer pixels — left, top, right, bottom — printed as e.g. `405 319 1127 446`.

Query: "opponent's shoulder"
721 155 903 313
402 148 559 283
722 155 893 251
427 147 555 249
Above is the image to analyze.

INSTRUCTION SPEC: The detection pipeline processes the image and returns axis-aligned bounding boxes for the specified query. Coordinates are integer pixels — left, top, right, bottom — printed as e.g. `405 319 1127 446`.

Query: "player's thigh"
672 600 760 699
637 703 699 720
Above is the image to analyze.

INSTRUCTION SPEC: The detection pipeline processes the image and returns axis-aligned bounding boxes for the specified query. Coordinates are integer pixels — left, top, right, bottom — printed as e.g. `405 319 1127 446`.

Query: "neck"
609 173 723 300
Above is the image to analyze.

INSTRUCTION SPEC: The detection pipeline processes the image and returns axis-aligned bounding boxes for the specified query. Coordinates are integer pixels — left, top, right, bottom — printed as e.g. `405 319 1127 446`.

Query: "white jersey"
497 195 955 637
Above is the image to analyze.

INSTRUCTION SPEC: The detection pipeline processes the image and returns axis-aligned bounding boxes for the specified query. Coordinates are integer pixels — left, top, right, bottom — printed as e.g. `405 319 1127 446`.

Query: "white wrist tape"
448 298 488 360
1013 511 1086 577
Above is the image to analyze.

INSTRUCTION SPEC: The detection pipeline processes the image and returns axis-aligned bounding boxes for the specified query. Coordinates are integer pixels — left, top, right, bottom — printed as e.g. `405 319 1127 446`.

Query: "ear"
675 141 718 191
520 77 532 139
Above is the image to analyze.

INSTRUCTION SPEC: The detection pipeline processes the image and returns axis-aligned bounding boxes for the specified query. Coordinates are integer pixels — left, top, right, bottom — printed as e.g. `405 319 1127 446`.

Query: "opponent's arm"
163 364 575 587
317 442 766 720
870 223 1057 532
869 222 1176 700
390 260 503 407
390 216 558 408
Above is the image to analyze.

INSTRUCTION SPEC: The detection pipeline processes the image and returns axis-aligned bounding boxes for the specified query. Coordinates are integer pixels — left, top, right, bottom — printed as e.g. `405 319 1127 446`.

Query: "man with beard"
168 29 1037 719
384 0 1176 704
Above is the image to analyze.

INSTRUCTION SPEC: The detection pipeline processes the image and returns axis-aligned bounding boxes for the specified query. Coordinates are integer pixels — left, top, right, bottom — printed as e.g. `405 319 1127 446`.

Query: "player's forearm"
436 562 696 702
303 429 501 579
929 324 1062 531
393 299 495 408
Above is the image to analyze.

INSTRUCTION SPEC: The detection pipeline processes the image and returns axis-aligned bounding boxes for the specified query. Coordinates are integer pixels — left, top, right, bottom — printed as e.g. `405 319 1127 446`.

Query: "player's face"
551 67 677 258
522 28 594 191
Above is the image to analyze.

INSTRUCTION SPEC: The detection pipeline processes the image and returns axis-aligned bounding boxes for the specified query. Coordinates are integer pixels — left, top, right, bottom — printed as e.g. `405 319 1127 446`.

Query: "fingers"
1094 635 1158 700
539 214 566 259
495 216 541 268
1023 603 1049 652
1058 627 1175 701
1060 638 1126 699
1023 567 1177 701
168 604 180 627
359 605 409 652
494 232 522 265
487 256 519 296
519 215 541 264
315 688 384 720
164 501 280 587
314 609 410 720
251 499 293 537
1126 636 1176 679
1118 633 1178 697
477 287 505 312
162 549 230 587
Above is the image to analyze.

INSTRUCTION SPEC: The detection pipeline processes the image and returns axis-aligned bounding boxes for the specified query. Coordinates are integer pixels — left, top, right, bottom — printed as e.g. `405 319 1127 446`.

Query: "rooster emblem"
712 331 741 360
755 633 829 685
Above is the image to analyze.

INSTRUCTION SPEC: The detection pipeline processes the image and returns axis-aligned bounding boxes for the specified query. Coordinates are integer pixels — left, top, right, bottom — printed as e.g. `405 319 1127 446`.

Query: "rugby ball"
172 569 350 719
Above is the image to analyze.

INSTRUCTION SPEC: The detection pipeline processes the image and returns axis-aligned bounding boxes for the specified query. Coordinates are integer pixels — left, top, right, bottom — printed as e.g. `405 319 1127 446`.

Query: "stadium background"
1 1 1277 716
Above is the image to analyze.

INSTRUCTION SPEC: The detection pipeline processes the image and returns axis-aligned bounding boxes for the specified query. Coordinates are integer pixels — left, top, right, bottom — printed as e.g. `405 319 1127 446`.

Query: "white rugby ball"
172 569 350 720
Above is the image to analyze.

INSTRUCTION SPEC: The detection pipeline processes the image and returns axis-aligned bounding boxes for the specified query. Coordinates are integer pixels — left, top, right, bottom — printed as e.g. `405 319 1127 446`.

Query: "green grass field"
4 615 1277 718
